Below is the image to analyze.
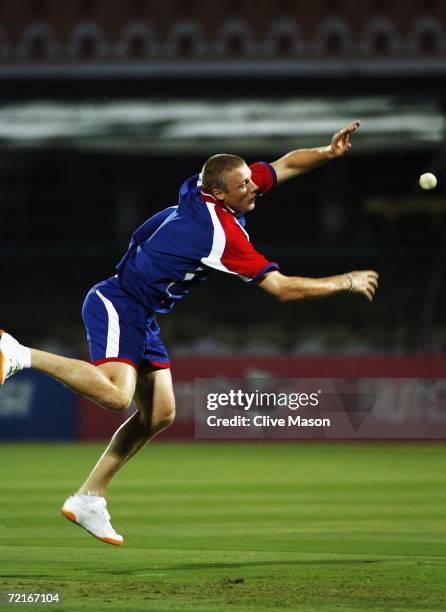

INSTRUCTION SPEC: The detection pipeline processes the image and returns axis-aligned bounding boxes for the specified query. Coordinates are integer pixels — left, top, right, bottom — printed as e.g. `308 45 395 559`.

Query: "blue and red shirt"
116 161 279 313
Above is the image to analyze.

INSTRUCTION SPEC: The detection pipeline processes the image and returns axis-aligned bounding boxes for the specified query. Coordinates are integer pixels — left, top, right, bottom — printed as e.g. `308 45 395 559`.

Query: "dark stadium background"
3 144 445 356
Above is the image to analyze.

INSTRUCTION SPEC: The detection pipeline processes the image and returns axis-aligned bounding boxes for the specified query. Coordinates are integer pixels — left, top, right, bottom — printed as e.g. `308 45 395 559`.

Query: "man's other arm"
271 120 360 184
258 269 378 303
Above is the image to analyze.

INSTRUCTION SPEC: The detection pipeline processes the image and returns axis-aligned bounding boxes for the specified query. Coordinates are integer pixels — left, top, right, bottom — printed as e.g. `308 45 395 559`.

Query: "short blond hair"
201 154 245 193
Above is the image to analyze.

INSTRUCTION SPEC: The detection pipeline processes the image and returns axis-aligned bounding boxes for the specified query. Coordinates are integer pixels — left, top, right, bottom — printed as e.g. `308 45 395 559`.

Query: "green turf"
0 442 445 611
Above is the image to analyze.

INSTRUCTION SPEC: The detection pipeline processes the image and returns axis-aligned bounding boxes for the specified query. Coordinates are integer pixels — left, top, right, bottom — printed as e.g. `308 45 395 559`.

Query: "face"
213 164 259 214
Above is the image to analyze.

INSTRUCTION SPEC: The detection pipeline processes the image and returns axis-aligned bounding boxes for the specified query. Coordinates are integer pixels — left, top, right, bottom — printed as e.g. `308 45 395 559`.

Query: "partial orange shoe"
61 494 124 546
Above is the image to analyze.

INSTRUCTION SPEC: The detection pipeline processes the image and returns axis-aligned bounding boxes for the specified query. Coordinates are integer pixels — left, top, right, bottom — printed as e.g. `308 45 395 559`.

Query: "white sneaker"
0 330 25 385
61 494 124 546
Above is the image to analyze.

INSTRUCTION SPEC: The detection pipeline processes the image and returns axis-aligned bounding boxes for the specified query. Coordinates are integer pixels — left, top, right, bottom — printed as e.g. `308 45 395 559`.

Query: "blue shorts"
82 276 170 370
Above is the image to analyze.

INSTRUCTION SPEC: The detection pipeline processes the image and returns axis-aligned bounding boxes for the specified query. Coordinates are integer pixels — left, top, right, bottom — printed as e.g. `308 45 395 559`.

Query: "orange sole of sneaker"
61 508 124 546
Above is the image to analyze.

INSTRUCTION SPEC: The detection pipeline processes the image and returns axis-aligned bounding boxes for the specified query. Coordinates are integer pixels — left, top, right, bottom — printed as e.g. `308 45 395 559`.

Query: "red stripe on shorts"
92 357 139 370
149 360 171 369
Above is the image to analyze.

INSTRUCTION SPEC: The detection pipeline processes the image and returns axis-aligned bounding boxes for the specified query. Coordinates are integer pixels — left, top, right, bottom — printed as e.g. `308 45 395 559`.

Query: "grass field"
0 442 445 611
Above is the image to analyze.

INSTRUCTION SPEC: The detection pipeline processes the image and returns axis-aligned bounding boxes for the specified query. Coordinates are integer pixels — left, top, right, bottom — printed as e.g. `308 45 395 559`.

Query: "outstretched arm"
271 120 361 184
258 269 378 303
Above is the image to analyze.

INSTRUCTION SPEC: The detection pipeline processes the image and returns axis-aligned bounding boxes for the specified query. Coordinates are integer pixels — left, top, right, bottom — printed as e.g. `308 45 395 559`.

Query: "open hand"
330 120 361 157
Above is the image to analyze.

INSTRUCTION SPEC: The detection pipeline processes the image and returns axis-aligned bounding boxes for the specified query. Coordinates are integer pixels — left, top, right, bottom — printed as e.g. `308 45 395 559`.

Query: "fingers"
365 284 376 301
364 271 379 289
360 270 379 280
332 120 361 153
350 270 379 302
343 120 361 135
352 269 379 279
368 276 379 290
336 122 357 137
339 120 361 138
362 283 376 302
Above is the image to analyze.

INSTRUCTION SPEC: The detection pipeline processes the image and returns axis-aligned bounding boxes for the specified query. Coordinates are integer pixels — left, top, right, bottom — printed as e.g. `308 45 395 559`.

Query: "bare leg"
31 349 137 411
78 367 175 497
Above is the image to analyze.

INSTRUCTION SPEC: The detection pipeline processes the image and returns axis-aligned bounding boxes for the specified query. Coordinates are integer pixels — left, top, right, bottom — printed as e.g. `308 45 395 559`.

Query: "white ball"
419 173 437 190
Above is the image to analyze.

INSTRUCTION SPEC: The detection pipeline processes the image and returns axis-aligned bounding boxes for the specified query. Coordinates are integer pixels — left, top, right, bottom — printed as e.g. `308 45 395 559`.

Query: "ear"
212 187 225 202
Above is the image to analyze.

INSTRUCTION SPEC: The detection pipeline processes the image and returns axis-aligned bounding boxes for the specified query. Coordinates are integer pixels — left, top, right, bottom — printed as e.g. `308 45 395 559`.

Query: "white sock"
77 493 103 503
18 345 32 369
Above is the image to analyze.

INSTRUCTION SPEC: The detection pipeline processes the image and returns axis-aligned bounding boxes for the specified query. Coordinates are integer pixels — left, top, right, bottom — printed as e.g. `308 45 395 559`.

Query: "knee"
160 406 176 429
153 400 176 433
103 391 133 412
